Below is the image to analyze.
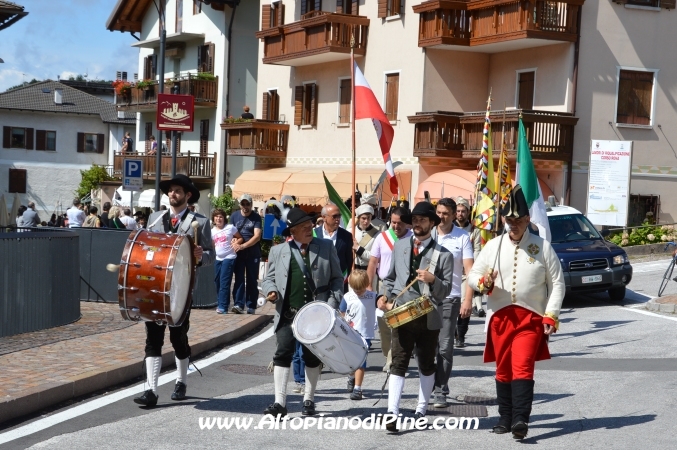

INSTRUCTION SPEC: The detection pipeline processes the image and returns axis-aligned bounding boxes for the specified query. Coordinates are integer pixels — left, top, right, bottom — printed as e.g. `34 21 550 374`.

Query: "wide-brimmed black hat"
282 208 314 236
159 174 200 204
500 185 530 219
410 201 441 226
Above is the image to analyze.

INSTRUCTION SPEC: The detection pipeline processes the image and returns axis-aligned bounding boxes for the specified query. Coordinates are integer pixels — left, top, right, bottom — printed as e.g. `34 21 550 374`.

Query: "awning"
415 169 554 203
233 167 412 206
137 189 170 208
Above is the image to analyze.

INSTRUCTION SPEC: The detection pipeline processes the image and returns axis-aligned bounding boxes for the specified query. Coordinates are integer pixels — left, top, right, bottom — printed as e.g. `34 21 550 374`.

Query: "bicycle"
658 242 677 297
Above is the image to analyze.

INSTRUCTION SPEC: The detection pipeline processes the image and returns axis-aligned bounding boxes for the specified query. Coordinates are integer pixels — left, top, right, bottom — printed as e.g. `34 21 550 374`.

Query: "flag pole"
350 32 357 241
495 103 506 234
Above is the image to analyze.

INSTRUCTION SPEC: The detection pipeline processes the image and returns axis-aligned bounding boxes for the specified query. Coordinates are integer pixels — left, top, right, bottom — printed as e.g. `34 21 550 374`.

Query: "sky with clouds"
0 0 140 91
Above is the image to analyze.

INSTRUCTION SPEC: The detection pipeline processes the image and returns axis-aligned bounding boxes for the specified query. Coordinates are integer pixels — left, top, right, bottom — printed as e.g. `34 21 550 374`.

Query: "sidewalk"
0 301 274 425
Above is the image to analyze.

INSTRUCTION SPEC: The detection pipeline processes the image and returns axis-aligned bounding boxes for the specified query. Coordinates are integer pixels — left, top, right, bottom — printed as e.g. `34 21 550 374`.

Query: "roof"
106 0 152 33
0 0 27 31
0 80 135 124
547 205 583 217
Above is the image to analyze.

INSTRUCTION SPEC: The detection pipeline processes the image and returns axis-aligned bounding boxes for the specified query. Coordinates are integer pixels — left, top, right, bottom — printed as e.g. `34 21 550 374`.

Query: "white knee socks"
145 356 162 394
176 356 189 384
304 366 321 402
388 374 405 415
416 373 436 416
274 366 290 407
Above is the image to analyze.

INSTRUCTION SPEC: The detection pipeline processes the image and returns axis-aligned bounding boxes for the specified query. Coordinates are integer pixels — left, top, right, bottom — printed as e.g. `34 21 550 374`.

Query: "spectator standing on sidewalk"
108 206 126 229
231 194 263 314
212 209 243 314
66 199 86 228
100 202 112 228
83 206 101 228
119 208 137 230
22 202 40 227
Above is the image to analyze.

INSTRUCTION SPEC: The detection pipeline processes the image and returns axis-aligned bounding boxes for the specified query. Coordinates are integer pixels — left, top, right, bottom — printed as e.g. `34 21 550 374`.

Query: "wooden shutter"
276 3 285 26
36 130 46 151
262 4 271 29
77 132 85 153
3 126 10 148
378 0 388 18
351 0 359 15
8 168 27 194
25 128 34 150
197 45 203 72
339 78 351 124
207 43 215 74
97 134 105 153
310 83 318 126
617 70 653 126
144 122 152 152
294 86 304 126
314 0 322 12
271 90 279 121
385 73 399 121
663 0 676 9
336 0 342 14
262 91 270 120
301 0 308 15
200 120 209 155
150 54 157 79
143 56 149 79
518 71 535 110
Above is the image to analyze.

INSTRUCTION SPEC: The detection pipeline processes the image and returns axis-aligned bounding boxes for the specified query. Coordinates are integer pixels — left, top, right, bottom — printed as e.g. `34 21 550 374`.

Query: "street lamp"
150 1 167 212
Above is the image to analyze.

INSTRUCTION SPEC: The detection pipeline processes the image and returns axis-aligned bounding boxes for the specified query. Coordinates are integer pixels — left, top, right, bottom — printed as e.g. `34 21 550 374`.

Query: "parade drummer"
134 175 214 407
262 209 344 418
377 202 452 432
468 185 565 440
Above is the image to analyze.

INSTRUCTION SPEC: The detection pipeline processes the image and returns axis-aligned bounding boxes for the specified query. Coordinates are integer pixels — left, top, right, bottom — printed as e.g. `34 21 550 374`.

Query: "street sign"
157 93 195 132
262 214 287 240
123 159 143 191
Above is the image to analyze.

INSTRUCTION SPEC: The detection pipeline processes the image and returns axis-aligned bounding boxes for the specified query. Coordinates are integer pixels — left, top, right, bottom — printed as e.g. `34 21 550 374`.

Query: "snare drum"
118 230 195 326
292 301 368 375
383 295 434 329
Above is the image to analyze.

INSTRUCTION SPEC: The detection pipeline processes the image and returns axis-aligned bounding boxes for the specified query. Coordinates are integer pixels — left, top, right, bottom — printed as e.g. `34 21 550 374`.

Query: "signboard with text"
123 159 143 191
586 140 633 226
156 94 194 132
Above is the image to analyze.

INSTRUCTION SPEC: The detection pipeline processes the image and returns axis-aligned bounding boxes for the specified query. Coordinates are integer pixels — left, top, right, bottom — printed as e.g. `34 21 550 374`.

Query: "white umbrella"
0 194 8 228
8 192 20 227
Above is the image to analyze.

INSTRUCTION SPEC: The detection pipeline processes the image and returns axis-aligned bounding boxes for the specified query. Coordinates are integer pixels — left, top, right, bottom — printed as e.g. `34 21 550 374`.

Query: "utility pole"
154 1 167 211
171 84 179 177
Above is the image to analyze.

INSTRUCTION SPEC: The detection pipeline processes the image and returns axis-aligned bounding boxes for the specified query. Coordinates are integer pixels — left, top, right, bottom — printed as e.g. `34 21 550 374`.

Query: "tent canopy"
233 167 412 206
137 189 170 208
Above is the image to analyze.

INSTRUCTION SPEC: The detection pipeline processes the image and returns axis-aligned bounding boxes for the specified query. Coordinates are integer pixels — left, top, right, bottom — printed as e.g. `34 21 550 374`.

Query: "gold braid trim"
543 312 560 330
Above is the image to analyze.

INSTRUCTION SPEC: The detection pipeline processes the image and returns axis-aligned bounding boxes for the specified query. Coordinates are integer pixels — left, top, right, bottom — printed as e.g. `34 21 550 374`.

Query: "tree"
210 187 239 216
5 78 41 92
76 165 114 199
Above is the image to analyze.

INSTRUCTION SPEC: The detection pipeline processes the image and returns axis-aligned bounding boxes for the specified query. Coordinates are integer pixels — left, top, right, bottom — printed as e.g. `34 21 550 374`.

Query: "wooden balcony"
414 0 583 52
408 109 578 161
255 11 369 66
115 75 218 111
111 152 217 180
221 120 289 157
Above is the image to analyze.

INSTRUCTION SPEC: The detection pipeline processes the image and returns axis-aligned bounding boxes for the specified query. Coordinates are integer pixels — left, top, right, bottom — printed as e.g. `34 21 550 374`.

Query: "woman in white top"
212 208 243 314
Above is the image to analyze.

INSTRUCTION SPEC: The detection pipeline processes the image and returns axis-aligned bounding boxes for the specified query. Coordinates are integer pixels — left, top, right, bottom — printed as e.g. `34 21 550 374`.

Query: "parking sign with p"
123 159 143 191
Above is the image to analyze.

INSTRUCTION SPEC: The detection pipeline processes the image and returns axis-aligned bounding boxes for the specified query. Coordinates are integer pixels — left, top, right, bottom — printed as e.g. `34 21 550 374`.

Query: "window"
143 55 157 80
338 78 351 124
166 133 182 154
36 130 56 151
144 122 153 153
176 0 183 33
384 73 399 122
261 1 284 28
516 70 535 110
616 69 656 126
198 43 215 74
193 0 200 14
262 89 280 121
8 168 27 194
336 0 359 15
3 126 33 149
295 83 318 127
378 0 405 18
77 133 104 153
200 120 209 155
301 0 322 17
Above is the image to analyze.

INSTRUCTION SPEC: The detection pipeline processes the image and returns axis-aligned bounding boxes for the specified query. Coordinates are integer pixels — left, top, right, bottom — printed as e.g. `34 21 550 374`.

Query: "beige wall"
423 50 489 112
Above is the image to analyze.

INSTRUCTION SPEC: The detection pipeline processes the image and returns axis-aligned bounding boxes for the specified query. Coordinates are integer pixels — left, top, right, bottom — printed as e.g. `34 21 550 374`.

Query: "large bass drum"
118 230 195 326
292 301 368 375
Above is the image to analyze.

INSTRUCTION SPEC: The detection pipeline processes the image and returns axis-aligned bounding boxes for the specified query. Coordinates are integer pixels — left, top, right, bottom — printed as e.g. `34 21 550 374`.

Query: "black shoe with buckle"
350 389 363 400
386 413 399 432
347 377 355 393
133 389 158 407
171 381 187 400
264 403 288 417
302 400 316 416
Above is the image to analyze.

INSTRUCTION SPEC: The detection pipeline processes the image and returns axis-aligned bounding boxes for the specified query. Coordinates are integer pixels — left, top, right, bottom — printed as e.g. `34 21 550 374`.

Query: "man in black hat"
133 174 214 407
468 185 564 440
261 208 344 418
376 201 453 432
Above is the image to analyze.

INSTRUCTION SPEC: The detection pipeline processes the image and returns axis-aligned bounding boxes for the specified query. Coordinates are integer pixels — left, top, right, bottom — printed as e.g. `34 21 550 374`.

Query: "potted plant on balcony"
136 79 154 91
195 72 216 81
112 80 132 102
222 115 252 124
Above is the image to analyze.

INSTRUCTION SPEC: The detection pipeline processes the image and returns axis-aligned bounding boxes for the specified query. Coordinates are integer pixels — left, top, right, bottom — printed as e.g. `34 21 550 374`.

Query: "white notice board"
586 140 633 226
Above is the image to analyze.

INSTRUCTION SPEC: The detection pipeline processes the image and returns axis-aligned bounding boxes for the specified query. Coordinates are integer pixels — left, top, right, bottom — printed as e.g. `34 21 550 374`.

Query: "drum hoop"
291 301 335 345
384 296 434 329
166 233 196 326
120 229 144 321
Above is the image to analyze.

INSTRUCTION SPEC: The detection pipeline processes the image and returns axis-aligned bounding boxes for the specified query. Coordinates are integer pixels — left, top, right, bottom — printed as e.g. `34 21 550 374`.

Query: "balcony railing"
115 74 218 111
414 0 583 50
408 109 578 161
112 151 217 180
256 12 369 66
221 120 289 157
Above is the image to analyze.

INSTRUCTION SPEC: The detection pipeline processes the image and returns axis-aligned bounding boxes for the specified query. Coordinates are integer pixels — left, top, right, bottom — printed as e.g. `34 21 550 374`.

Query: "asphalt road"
1 258 676 449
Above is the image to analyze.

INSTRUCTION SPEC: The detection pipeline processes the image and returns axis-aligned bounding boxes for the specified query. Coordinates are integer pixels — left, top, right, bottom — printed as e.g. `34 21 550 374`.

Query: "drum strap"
289 242 319 295
421 246 441 298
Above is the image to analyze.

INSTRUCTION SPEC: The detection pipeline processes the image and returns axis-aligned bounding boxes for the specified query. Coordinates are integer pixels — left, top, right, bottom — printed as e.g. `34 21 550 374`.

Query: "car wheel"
608 287 626 302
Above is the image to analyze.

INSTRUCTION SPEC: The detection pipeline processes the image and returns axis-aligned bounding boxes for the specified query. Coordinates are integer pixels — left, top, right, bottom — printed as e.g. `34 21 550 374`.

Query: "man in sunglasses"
314 203 353 292
231 194 263 314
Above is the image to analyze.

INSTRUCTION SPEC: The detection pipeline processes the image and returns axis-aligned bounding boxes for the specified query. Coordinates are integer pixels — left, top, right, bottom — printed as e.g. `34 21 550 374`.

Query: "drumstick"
106 263 120 272
191 221 199 246
388 265 430 305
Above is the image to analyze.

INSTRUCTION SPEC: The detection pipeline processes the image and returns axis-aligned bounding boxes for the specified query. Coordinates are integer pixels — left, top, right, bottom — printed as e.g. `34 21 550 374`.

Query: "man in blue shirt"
231 194 263 314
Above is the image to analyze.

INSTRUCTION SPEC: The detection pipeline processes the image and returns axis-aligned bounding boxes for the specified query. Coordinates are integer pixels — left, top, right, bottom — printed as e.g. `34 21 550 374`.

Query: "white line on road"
0 328 275 446
622 306 677 322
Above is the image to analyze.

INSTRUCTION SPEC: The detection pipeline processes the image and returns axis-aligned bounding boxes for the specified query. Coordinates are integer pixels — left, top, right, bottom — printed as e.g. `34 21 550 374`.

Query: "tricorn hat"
500 185 530 219
282 208 314 237
159 174 200 204
410 201 441 226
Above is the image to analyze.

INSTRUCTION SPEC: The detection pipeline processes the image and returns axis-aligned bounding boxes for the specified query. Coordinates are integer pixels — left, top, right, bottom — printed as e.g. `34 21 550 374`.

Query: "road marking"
622 306 677 322
630 259 672 274
0 328 275 445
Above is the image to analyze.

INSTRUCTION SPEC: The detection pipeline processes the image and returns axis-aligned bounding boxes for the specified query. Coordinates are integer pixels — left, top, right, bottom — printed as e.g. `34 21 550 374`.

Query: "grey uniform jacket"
262 238 344 332
147 210 215 267
381 237 453 330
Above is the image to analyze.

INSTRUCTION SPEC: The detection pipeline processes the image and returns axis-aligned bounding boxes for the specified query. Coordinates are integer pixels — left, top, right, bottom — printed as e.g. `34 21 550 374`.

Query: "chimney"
54 88 63 105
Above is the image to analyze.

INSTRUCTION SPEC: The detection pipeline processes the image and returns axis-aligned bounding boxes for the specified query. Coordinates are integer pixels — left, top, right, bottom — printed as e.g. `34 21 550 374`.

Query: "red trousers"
485 305 550 383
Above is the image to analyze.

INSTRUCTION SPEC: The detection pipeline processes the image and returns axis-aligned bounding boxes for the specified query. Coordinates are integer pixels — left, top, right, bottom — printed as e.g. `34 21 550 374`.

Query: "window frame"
84 133 99 153
614 66 659 129
8 168 27 194
337 76 352 127
382 70 401 125
514 67 537 110
302 80 317 128
10 127 27 149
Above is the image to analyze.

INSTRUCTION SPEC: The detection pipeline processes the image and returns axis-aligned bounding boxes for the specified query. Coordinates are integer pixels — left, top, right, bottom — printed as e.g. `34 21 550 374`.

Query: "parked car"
547 205 632 301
